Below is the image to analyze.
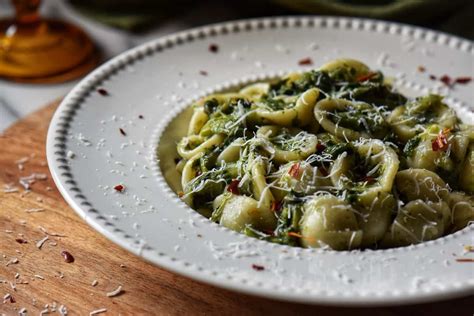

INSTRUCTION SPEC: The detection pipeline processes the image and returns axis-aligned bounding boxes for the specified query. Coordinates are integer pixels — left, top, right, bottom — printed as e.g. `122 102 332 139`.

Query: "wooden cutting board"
0 101 472 315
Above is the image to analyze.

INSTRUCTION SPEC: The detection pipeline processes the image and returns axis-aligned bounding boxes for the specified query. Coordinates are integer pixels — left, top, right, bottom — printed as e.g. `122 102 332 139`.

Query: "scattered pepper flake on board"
97 88 109 96
417 65 426 72
114 184 125 192
455 258 474 263
138 115 144 119
227 179 240 195
199 70 208 76
251 264 265 271
61 250 75 263
429 74 437 80
3 293 15 303
208 44 219 53
15 238 27 244
119 128 127 136
298 57 313 66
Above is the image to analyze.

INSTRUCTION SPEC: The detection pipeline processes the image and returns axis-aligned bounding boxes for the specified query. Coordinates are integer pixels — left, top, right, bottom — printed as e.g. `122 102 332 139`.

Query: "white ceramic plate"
47 16 474 306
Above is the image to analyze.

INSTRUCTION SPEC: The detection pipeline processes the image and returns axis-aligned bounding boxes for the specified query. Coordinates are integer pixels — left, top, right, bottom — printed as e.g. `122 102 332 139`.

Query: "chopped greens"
172 58 473 251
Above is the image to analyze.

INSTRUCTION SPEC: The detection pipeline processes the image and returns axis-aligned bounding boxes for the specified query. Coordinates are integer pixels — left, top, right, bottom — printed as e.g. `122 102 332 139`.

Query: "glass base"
0 18 100 83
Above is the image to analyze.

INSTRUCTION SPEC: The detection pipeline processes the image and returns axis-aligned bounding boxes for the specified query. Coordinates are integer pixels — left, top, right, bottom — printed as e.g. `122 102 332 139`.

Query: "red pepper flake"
361 175 375 184
262 229 275 236
319 166 328 177
199 70 208 76
454 76 472 84
251 264 265 271
455 258 474 263
197 234 202 238
356 72 377 82
119 128 127 136
288 163 300 178
15 238 27 244
114 184 125 192
227 179 240 195
97 88 109 96
298 57 313 66
208 44 219 53
61 250 75 263
440 75 452 86
287 231 304 238
6 295 15 303
429 75 437 80
432 129 449 152
138 115 144 119
271 200 282 212
316 142 326 152
417 66 426 73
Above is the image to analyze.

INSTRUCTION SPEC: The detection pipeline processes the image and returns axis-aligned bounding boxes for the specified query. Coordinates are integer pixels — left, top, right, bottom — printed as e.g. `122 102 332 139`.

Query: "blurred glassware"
0 0 100 83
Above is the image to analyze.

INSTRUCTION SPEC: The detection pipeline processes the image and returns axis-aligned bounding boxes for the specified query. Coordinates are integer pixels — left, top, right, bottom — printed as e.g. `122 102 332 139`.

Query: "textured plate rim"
46 16 474 306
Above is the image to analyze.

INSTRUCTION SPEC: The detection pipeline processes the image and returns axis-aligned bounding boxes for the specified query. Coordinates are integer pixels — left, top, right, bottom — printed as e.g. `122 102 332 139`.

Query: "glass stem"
13 0 41 25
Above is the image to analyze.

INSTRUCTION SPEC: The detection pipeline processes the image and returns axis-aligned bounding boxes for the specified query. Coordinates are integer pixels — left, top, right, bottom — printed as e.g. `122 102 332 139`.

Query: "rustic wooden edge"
0 101 473 315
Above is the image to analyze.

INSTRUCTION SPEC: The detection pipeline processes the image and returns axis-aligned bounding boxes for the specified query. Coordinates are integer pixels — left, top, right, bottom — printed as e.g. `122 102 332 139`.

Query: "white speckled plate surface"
47 16 474 306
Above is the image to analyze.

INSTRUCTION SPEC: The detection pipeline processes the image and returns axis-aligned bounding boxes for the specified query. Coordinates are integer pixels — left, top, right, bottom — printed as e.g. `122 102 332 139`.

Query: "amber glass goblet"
0 0 100 83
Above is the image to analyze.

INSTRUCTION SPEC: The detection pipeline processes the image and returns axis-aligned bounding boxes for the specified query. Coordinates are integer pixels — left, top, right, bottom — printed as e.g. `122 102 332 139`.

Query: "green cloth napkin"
68 0 474 39
273 0 474 39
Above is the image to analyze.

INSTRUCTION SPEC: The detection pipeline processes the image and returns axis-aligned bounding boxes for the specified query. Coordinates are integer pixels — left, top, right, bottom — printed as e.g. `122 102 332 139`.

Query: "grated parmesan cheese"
106 285 123 297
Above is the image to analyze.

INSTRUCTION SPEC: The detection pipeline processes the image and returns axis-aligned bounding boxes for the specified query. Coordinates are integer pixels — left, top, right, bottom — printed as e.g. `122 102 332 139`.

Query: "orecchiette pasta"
448 192 474 232
459 144 474 194
270 161 333 201
330 139 399 200
315 99 389 140
380 200 451 247
388 94 457 142
356 191 396 247
177 134 225 160
300 194 363 250
395 169 450 202
319 58 370 80
217 194 276 232
169 59 473 251
255 88 319 126
256 126 318 163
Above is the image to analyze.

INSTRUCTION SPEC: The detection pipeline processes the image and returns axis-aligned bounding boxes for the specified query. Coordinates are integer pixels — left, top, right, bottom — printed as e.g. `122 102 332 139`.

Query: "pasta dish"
172 59 473 250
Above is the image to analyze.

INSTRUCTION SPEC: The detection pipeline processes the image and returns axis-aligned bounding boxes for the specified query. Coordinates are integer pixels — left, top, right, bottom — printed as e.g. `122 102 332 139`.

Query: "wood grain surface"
0 101 472 315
